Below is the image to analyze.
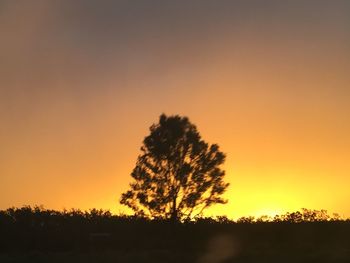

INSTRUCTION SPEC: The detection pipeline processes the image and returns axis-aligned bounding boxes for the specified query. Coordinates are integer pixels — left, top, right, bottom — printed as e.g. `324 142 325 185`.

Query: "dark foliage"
120 114 229 221
0 206 349 263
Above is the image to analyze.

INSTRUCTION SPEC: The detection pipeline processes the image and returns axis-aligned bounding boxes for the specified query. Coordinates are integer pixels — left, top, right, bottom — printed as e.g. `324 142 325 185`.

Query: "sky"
0 0 349 219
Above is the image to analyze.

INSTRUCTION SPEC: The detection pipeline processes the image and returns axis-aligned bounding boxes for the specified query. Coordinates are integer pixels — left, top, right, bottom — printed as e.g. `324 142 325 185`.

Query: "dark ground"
1 222 349 262
0 208 349 262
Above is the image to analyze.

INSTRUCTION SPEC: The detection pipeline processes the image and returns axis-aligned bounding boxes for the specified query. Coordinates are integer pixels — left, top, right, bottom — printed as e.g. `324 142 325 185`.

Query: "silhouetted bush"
0 206 349 263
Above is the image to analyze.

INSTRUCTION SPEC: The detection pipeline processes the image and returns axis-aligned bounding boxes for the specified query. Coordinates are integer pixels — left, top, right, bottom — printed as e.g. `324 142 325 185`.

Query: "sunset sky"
1 0 349 219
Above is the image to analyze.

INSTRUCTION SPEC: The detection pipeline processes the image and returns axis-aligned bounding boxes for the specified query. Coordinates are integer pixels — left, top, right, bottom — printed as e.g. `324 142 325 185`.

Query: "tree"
120 114 229 221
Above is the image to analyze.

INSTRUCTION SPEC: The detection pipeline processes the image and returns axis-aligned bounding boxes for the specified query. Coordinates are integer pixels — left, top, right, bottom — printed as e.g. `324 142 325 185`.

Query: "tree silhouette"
120 114 229 221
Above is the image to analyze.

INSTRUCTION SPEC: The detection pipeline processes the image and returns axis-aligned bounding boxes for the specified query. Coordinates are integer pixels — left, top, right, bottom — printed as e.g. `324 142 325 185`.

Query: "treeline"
1 206 347 225
0 206 349 254
236 208 346 223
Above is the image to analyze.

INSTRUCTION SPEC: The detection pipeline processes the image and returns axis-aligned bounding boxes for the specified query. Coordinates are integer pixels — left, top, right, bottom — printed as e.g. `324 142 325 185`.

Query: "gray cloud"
0 0 349 100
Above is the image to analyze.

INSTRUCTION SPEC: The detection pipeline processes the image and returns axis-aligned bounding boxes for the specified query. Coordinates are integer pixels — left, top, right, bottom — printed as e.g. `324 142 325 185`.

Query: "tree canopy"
120 114 229 221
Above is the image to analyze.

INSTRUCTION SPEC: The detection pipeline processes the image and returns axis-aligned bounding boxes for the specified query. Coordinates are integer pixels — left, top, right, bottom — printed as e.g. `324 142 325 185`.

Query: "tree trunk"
171 197 178 221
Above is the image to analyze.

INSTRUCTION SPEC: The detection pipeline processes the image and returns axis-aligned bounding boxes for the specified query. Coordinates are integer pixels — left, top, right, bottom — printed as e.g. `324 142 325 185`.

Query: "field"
1 208 349 263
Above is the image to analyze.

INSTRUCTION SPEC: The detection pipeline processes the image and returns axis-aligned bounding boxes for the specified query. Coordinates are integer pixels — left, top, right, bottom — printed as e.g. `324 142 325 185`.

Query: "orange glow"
0 1 349 219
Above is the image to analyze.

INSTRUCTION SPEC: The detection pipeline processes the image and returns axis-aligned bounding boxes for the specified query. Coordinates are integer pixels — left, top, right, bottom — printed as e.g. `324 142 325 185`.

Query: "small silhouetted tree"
120 114 229 221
